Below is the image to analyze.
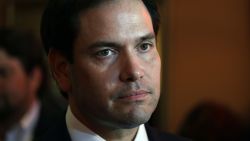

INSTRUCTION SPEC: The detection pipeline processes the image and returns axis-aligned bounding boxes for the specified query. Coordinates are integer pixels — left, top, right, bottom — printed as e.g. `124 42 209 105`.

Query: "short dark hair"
0 28 50 98
41 0 160 62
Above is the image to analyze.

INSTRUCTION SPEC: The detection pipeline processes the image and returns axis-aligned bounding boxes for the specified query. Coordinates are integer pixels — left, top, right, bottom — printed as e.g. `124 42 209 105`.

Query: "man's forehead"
74 0 153 50
78 0 145 18
77 0 152 35
82 0 142 9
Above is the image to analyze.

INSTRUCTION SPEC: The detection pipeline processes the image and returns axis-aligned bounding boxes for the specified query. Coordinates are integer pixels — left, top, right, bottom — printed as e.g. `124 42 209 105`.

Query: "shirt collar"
19 100 40 131
6 100 40 141
66 106 148 141
134 124 149 141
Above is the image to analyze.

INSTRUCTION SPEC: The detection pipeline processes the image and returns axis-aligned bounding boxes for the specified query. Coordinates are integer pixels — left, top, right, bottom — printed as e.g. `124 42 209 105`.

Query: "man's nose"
119 55 144 82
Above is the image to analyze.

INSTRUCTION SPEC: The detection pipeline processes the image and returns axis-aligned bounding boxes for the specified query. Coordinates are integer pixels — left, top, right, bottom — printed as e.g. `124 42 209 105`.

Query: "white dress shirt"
66 107 149 141
5 100 40 141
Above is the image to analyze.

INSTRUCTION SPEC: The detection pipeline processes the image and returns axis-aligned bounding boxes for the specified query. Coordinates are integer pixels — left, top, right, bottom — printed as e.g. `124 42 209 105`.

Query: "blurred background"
0 0 249 139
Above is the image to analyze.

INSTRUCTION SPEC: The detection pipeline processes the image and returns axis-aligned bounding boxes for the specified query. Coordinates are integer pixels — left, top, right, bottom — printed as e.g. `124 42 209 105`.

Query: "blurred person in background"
178 101 245 141
242 113 250 141
0 28 66 141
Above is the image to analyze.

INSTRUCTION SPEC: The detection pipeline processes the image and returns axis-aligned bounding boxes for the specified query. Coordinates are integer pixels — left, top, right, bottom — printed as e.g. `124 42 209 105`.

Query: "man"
40 0 189 140
0 28 66 141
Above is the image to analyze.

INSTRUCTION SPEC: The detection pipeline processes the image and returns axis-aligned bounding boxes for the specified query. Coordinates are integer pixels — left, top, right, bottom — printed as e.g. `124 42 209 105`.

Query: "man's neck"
67 106 139 141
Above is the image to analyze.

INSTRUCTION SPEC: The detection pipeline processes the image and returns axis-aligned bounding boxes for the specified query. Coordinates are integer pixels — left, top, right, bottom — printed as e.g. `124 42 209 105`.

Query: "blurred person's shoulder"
34 92 67 139
35 115 70 141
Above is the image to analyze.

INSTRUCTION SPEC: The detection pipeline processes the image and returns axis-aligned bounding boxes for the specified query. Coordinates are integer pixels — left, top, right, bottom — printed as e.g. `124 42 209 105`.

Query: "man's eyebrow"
87 33 156 50
88 41 122 50
137 33 156 42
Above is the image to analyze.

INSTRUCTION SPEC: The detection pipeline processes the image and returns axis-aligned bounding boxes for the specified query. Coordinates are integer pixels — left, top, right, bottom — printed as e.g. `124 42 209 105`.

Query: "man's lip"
117 90 151 100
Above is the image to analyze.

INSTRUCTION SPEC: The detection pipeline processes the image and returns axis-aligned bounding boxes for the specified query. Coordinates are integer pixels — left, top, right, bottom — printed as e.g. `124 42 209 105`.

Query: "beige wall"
160 0 250 133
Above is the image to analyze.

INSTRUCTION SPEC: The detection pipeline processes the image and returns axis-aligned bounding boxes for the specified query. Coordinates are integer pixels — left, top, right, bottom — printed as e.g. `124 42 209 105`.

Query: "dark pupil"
100 50 109 56
142 44 148 50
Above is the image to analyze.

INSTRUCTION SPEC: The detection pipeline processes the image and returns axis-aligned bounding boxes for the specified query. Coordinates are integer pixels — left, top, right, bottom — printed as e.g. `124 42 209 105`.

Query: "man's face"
0 49 34 122
67 0 161 128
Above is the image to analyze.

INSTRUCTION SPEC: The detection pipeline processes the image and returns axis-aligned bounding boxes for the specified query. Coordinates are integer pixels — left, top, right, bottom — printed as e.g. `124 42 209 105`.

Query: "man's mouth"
117 90 151 101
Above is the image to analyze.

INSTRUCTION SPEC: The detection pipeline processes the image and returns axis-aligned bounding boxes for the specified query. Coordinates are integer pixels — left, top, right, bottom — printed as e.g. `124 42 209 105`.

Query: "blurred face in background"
0 49 36 123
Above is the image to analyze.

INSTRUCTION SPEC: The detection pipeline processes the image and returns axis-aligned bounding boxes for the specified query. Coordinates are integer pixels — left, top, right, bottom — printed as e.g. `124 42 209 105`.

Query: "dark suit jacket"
37 116 190 141
33 94 67 141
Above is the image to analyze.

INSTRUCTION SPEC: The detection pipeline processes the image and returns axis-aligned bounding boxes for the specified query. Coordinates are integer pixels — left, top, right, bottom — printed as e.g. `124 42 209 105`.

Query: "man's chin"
116 118 149 129
114 110 152 129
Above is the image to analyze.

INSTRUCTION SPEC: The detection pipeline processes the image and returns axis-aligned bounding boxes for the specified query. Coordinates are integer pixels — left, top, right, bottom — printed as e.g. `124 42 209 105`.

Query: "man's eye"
96 49 114 57
138 43 153 52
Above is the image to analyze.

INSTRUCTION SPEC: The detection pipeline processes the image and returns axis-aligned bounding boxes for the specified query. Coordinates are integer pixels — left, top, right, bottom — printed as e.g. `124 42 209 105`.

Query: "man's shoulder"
145 124 191 141
35 114 190 141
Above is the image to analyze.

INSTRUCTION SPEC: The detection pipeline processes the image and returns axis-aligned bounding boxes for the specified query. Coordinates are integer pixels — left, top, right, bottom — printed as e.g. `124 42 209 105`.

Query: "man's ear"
48 48 71 93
